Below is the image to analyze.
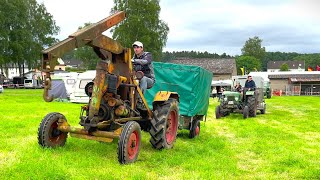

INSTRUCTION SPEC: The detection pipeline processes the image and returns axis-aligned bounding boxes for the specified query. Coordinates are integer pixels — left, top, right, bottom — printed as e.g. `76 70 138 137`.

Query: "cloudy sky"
37 0 320 56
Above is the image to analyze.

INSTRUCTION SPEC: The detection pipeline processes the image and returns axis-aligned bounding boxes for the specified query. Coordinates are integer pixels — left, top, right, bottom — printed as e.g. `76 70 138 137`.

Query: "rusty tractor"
37 11 179 164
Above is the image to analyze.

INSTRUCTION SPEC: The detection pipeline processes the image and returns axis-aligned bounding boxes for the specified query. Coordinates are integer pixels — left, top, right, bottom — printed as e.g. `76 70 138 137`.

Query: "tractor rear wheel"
189 119 200 138
118 121 141 164
247 96 257 117
38 112 68 148
149 98 179 149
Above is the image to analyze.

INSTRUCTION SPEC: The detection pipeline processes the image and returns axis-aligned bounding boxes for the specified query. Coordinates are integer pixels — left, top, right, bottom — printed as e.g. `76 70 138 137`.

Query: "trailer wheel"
118 121 141 164
215 105 222 119
261 104 266 114
38 112 68 148
189 119 200 138
150 98 179 149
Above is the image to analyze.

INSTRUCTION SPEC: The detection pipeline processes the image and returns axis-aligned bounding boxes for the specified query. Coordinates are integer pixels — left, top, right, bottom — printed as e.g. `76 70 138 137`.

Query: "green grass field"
0 89 319 179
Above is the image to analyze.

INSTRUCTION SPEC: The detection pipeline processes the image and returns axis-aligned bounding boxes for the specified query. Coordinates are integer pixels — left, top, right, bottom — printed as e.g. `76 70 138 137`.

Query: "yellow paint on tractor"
153 91 179 102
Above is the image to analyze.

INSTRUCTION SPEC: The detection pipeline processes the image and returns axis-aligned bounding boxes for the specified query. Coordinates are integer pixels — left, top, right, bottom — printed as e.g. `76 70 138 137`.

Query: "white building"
0 64 30 79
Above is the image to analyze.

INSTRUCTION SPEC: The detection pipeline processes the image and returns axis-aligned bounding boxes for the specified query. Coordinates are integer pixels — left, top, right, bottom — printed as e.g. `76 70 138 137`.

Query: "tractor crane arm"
42 11 128 102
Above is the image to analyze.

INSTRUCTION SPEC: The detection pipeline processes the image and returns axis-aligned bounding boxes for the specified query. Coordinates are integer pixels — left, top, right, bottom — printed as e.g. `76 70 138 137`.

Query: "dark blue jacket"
245 80 256 89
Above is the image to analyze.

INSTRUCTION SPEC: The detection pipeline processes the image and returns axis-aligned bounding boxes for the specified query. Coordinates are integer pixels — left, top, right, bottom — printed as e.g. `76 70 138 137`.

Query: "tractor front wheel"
118 121 141 164
149 98 179 149
38 112 68 148
189 119 200 138
215 105 222 119
243 106 249 119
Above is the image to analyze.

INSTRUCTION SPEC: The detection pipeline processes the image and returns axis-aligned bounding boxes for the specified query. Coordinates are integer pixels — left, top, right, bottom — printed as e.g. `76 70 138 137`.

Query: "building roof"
269 74 320 79
267 60 305 69
63 59 83 67
290 77 320 82
169 58 236 74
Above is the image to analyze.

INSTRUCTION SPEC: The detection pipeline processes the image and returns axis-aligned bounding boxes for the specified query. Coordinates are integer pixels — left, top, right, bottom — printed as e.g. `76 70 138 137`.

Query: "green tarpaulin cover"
145 62 213 117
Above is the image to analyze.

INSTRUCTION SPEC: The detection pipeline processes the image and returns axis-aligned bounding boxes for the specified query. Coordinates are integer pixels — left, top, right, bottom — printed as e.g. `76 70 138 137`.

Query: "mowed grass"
0 89 319 179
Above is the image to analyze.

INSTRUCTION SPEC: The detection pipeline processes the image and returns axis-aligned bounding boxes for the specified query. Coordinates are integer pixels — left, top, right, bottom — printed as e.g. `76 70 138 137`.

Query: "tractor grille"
227 96 235 101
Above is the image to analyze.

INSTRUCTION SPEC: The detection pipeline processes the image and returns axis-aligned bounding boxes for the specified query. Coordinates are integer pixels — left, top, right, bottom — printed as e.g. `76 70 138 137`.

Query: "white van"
24 79 42 89
69 71 96 103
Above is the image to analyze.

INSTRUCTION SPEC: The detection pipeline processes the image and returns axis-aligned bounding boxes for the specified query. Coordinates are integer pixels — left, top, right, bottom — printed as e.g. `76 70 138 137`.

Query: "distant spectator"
234 82 242 92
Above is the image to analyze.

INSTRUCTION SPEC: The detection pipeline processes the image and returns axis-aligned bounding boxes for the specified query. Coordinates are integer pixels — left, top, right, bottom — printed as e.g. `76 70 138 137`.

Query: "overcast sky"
37 0 320 56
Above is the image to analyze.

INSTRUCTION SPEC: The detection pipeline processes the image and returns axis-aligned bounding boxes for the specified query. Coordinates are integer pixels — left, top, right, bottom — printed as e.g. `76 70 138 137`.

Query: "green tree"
241 36 266 61
236 56 261 75
111 0 169 61
73 23 100 70
0 0 59 76
280 63 289 71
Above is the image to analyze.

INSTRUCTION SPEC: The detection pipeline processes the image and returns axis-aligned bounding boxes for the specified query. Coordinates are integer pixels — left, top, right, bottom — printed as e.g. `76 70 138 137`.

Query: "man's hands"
131 59 142 65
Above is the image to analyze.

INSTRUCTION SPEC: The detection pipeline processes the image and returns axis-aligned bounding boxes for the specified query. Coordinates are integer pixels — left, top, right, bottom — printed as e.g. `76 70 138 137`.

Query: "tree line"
0 0 59 76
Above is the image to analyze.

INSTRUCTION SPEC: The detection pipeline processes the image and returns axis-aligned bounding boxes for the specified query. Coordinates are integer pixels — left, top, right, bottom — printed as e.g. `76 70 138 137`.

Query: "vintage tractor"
215 76 266 119
264 81 272 99
37 11 179 164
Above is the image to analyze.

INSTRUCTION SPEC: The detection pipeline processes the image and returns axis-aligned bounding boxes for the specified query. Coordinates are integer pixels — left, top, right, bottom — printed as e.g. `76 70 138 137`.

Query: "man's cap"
132 41 143 48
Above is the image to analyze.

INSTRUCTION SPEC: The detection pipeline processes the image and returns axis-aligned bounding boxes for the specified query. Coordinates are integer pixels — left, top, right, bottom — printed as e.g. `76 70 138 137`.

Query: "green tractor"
215 76 266 119
264 81 272 99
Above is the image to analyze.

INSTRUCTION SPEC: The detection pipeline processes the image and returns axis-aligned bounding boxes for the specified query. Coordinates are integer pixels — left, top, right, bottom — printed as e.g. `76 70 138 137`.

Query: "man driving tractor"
245 75 256 91
131 41 155 94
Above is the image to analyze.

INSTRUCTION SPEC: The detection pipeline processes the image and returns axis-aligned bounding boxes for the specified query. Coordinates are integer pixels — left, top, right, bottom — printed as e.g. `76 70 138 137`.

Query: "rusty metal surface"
91 35 124 54
70 133 113 143
115 105 129 117
40 10 157 152
43 76 53 102
58 125 121 139
41 11 126 102
133 79 153 119
114 117 143 123
42 11 125 67
89 60 108 122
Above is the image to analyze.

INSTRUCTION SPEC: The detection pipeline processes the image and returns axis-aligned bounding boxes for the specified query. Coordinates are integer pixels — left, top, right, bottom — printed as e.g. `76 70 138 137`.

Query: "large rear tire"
38 112 68 148
247 96 257 117
189 119 200 139
118 121 141 164
149 98 179 149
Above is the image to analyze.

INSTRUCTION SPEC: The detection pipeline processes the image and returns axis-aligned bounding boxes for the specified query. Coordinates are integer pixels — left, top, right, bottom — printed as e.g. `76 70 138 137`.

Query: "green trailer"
145 62 213 138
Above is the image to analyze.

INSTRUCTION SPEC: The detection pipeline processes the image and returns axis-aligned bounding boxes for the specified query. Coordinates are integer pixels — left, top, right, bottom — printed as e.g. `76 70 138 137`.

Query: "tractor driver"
131 41 155 94
244 75 256 91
